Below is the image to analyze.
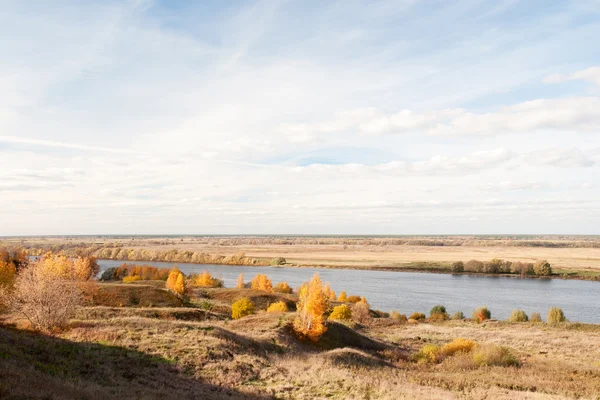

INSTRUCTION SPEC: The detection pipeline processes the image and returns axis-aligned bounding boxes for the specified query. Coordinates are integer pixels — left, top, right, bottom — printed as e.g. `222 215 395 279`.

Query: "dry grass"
2 283 600 399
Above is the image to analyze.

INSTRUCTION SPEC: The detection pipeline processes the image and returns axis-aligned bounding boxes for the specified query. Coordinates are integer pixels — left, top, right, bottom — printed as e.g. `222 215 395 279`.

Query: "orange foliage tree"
193 270 221 287
166 267 186 296
273 281 293 294
293 273 328 341
236 273 244 289
251 274 273 292
338 291 347 302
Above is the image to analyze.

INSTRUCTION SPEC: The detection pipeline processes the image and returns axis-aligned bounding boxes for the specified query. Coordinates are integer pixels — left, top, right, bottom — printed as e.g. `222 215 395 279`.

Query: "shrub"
251 274 273 292
270 257 286 266
409 312 426 321
236 273 244 289
547 307 566 324
451 261 464 273
508 309 528 322
338 291 347 302
472 345 519 367
267 301 289 313
465 259 484 273
452 311 465 320
441 338 477 357
430 304 447 316
273 282 293 294
122 275 142 283
534 260 552 276
192 271 222 288
232 298 255 319
472 306 491 323
328 304 352 321
390 311 407 322
1 262 82 332
429 313 448 322
293 274 328 341
530 312 543 323
351 302 371 324
346 295 361 303
0 260 17 287
414 344 441 363
166 268 186 296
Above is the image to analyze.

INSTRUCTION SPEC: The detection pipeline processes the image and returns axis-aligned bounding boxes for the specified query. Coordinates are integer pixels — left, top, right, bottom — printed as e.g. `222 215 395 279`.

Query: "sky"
1 0 599 235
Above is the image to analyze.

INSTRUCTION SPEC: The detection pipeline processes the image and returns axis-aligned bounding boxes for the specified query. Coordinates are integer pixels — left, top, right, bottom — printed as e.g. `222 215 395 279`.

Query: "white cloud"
543 66 600 87
527 148 595 168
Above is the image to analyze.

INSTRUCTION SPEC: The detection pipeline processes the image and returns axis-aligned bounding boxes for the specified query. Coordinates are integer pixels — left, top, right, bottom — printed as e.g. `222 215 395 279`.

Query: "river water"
97 259 600 324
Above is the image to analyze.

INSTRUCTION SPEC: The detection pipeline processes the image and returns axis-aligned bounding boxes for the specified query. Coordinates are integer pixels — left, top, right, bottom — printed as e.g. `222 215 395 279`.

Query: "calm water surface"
98 260 600 323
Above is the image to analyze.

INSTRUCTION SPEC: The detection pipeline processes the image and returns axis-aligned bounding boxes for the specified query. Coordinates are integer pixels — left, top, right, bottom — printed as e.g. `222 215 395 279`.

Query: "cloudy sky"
1 0 599 235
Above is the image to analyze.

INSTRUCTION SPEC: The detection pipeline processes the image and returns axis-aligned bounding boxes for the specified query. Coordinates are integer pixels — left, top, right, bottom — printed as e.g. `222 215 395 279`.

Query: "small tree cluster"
472 306 491 323
266 301 289 313
165 267 186 296
293 273 328 341
508 309 528 322
192 271 223 288
251 274 273 292
270 257 286 266
100 263 171 281
547 307 566 324
273 281 293 294
232 297 255 319
329 304 352 321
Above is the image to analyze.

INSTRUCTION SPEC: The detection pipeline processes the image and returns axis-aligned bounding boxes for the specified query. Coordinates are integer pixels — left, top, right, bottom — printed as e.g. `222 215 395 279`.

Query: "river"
97 259 600 324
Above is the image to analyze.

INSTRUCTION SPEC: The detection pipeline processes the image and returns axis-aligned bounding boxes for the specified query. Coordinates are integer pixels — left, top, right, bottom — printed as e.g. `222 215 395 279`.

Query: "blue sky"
1 0 599 235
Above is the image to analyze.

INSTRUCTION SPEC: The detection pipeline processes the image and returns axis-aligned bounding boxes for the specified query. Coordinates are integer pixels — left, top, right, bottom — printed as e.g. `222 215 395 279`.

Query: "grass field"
5 235 600 276
2 281 600 399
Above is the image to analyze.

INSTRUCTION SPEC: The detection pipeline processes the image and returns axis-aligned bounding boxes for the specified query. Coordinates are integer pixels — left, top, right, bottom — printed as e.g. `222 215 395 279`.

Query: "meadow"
1 250 599 399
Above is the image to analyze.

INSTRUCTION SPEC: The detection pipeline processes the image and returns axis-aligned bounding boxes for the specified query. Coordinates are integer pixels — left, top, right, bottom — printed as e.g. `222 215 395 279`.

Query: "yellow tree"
323 283 331 299
166 267 181 292
338 291 347 302
329 290 336 302
236 272 244 289
173 273 186 296
0 260 16 287
293 273 328 341
251 274 273 292
194 270 217 287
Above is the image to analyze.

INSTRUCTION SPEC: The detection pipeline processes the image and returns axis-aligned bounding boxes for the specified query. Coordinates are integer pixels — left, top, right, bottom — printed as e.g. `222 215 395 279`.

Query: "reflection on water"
98 260 600 323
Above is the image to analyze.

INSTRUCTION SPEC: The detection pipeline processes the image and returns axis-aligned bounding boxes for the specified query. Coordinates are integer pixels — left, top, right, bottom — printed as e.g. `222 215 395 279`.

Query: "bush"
430 304 447 316
251 274 273 292
270 257 286 266
547 307 566 324
231 298 255 319
273 282 293 294
122 275 142 283
472 345 519 367
534 260 552 276
409 312 426 321
452 311 465 320
0 262 82 332
192 271 223 288
429 313 448 322
530 312 543 323
414 344 441 363
351 302 371 324
472 306 491 323
440 338 477 357
508 309 528 322
266 301 289 313
346 295 361 303
390 311 407 322
451 261 464 273
329 304 352 321
465 259 484 273
166 268 186 296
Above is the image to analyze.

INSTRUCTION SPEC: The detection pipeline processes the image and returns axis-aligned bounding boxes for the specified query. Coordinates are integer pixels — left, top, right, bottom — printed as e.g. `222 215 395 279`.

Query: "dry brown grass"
2 283 600 399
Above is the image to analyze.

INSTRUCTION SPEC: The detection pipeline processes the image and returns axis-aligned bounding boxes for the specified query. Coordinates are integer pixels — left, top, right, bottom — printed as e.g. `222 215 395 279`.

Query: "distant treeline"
451 259 553 276
24 245 269 266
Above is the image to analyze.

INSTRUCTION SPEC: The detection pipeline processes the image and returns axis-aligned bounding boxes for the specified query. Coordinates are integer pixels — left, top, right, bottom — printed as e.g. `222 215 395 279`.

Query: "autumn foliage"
166 267 186 296
192 271 222 288
100 263 171 281
328 304 352 321
232 297 255 319
266 301 289 313
251 274 273 292
236 273 244 289
293 273 328 341
273 281 293 294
